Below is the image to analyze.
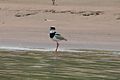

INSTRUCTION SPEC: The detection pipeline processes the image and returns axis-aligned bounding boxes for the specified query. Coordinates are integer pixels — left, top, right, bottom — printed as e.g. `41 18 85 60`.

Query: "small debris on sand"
15 11 38 17
14 9 104 17
116 17 120 20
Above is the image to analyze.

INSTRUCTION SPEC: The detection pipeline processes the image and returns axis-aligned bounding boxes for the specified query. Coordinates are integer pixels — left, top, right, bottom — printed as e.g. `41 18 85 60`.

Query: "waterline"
0 46 84 52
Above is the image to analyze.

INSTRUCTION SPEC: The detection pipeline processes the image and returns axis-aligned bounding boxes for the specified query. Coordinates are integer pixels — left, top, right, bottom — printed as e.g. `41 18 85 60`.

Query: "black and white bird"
49 26 67 52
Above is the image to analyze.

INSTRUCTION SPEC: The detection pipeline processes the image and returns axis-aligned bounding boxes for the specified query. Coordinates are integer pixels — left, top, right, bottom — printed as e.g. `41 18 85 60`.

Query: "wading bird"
49 26 67 52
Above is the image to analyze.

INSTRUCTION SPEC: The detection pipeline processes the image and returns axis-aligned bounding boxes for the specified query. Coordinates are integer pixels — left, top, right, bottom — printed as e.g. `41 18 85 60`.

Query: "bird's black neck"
50 32 56 38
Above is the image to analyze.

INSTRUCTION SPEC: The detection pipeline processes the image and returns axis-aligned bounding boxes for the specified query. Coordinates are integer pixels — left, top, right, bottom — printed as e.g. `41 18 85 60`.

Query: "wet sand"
0 0 120 51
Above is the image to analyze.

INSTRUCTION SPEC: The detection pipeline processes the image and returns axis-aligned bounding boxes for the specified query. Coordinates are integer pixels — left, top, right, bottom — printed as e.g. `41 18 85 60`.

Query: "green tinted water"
0 50 120 80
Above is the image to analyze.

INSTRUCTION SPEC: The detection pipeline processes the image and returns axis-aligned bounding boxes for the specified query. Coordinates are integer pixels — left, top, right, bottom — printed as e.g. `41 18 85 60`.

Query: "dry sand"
0 0 120 51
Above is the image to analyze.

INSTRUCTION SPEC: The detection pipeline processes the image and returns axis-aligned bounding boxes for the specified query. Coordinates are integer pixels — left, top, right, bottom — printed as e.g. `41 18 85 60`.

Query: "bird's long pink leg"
55 42 59 52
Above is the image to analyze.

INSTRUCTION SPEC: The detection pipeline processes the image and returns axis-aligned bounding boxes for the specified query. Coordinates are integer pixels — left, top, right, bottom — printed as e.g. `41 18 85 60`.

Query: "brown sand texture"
0 0 120 51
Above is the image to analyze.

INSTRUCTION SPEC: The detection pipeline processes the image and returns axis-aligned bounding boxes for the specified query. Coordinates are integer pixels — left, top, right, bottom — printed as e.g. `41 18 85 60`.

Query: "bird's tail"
64 38 67 41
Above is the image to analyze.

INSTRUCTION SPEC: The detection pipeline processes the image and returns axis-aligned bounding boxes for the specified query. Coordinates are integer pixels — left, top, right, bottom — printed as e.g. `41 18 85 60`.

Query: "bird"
49 26 67 52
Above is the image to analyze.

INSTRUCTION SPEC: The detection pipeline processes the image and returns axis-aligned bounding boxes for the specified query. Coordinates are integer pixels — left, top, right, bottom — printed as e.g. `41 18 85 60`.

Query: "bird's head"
50 26 56 33
50 26 55 30
49 26 56 38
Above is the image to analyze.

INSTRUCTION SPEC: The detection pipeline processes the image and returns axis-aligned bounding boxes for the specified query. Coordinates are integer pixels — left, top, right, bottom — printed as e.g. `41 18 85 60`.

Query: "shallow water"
0 50 120 80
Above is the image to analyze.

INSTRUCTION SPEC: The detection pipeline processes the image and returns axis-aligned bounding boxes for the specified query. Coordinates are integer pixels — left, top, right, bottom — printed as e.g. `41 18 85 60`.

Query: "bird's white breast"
50 30 55 33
